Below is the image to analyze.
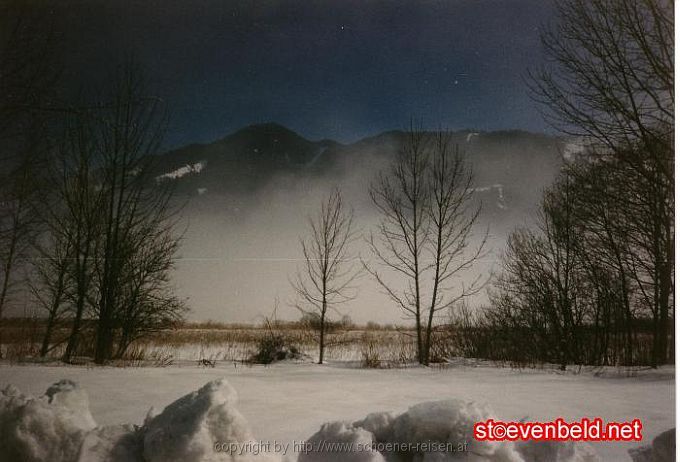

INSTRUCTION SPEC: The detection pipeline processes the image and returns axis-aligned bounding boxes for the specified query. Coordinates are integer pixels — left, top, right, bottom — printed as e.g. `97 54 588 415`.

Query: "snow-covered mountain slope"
153 124 562 218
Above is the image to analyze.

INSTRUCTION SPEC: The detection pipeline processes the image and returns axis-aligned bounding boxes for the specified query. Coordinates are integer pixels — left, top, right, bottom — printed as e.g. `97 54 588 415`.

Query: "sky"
55 0 557 148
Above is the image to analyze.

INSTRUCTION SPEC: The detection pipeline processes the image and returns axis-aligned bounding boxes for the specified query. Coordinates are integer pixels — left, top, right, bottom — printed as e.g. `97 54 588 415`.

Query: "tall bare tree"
530 0 674 365
92 63 181 363
422 132 486 365
0 2 60 353
32 228 72 358
31 63 186 363
0 160 40 332
292 189 358 364
50 117 103 362
366 127 430 363
565 158 643 366
366 127 486 365
531 0 673 181
112 183 186 359
489 176 588 369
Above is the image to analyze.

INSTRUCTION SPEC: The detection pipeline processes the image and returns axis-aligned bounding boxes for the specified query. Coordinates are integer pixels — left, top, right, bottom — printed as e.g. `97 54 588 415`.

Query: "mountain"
155 123 569 323
153 123 340 194
153 123 566 229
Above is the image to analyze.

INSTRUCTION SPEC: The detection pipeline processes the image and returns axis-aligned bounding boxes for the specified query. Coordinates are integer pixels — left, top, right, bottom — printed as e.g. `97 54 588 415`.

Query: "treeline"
475 0 674 368
478 146 673 368
0 3 186 364
33 69 186 363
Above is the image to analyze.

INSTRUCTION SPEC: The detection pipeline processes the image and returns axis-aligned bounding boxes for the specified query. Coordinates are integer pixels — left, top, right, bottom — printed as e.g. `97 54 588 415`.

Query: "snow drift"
628 428 675 462
0 378 659 462
0 379 97 462
299 400 600 462
0 378 272 462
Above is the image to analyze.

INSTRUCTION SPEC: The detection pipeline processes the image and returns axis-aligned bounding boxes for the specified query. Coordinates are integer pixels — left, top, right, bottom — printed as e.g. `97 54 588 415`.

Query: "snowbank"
515 440 599 462
0 378 275 462
299 400 599 462
143 379 266 462
299 421 383 462
628 428 675 462
0 380 96 462
0 377 655 462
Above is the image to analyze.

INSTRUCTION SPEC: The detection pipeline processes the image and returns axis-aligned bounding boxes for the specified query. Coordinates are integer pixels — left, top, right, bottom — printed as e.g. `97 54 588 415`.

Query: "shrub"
360 335 381 368
250 334 302 364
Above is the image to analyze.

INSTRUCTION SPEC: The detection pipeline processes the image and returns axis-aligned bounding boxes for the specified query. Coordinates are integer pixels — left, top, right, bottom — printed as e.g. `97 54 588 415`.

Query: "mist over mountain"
156 123 567 324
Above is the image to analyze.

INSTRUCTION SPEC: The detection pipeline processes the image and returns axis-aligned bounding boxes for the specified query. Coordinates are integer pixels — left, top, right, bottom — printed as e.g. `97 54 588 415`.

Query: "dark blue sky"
59 0 557 148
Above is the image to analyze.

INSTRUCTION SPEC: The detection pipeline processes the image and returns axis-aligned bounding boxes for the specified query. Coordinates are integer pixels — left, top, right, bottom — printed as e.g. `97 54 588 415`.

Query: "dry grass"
135 326 417 364
0 318 419 365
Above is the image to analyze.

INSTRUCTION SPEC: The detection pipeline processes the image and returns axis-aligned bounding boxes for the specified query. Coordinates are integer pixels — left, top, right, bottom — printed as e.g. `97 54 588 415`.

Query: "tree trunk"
63 300 84 362
40 308 57 357
319 299 326 364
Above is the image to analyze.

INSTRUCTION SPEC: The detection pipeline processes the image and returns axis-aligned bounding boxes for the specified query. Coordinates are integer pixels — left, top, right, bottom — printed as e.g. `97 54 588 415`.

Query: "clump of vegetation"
360 334 381 368
250 334 302 364
197 358 216 368
250 303 305 364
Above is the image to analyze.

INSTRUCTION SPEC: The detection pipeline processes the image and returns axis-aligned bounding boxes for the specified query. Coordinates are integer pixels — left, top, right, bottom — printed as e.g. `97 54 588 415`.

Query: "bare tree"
566 158 638 365
113 188 187 359
0 2 60 354
365 127 430 363
530 0 674 365
530 0 673 181
31 63 186 363
50 117 103 362
489 179 588 370
487 161 672 367
92 63 174 363
366 127 486 365
0 163 38 320
422 132 486 365
292 189 358 364
32 228 73 358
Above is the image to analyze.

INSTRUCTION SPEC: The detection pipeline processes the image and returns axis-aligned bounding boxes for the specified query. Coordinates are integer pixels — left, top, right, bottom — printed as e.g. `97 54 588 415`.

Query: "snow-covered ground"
0 362 673 461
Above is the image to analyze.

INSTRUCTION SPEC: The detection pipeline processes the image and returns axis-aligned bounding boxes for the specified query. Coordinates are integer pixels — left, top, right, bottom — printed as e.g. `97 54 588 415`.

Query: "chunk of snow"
628 428 674 462
143 378 269 462
516 440 600 462
651 429 675 461
352 411 395 442
299 421 384 462
298 400 599 462
78 424 143 462
0 380 96 462
1 379 279 462
44 380 97 429
389 400 521 461
0 378 620 462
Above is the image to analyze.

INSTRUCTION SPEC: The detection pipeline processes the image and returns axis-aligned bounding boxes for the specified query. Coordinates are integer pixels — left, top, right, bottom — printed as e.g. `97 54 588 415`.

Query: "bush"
360 334 381 368
250 334 302 364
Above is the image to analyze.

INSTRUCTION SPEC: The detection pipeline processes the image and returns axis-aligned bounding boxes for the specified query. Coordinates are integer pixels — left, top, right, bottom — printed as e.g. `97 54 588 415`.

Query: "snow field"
0 362 673 461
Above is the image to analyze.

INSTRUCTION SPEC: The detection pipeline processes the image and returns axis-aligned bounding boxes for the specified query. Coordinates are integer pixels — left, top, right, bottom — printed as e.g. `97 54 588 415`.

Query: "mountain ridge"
153 123 566 221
